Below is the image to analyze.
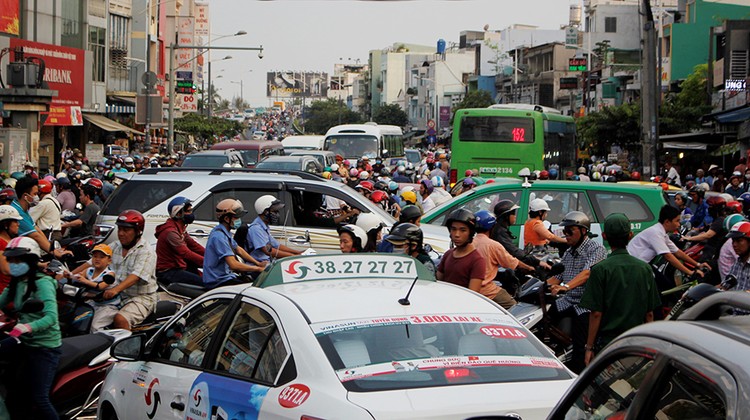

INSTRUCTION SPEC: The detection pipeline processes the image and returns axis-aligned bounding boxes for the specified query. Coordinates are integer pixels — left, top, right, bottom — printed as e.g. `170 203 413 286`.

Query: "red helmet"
116 209 145 233
370 190 388 204
38 179 53 194
630 171 641 181
86 178 103 190
727 221 750 239
464 170 473 177
539 170 550 180
356 180 374 193
727 200 742 214
706 195 727 209
0 188 17 202
652 175 662 183
565 171 574 179
660 182 669 191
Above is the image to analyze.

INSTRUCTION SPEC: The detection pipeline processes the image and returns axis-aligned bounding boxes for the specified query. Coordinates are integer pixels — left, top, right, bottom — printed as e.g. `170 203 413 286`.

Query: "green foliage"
303 98 363 134
372 103 409 127
174 113 242 144
576 102 641 155
453 90 493 112
660 64 712 134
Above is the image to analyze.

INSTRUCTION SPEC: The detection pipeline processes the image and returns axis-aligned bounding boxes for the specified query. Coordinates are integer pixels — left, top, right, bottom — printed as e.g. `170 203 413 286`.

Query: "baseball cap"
603 213 631 238
92 243 113 256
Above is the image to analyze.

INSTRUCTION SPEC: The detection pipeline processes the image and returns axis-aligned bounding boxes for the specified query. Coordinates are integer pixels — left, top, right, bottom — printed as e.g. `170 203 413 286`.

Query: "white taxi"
98 254 574 420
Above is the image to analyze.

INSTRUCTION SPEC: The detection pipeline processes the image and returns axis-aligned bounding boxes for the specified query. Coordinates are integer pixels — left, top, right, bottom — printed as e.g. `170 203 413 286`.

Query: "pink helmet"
349 168 359 177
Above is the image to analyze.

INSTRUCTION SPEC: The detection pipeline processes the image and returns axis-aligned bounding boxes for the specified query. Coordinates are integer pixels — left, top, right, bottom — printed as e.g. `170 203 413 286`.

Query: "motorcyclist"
419 179 436 213
355 212 385 253
673 191 693 225
523 198 566 247
436 209 485 293
245 195 300 262
155 197 205 286
688 185 710 230
491 200 551 271
377 205 422 253
727 221 750 291
472 210 523 309
683 195 729 263
0 205 22 293
385 223 435 274
11 176 69 261
338 224 368 253
0 237 61 419
61 184 100 237
28 179 62 242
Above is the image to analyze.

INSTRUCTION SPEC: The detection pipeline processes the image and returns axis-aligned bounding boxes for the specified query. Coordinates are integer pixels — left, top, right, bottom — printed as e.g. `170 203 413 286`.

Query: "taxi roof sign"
254 253 436 288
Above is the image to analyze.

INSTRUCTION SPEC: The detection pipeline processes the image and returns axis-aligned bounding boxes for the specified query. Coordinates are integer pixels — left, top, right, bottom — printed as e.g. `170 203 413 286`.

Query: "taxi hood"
346 379 573 419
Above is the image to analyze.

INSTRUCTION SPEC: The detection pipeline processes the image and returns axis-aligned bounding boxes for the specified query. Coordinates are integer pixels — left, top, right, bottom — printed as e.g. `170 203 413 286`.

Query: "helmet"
330 163 339 172
537 170 548 180
724 214 746 232
727 200 742 214
116 209 145 233
685 174 695 181
43 175 55 184
706 195 726 209
630 171 641 181
216 199 247 219
559 211 591 231
445 208 477 235
572 175 580 181
359 171 369 180
727 221 750 239
56 172 68 179
387 223 423 247
380 167 391 177
565 170 574 180
37 179 53 194
740 192 750 203
356 212 384 234
0 205 22 222
349 168 359 177
577 167 587 174
3 236 42 259
688 185 705 199
322 171 332 180
388 181 399 192
474 210 497 231
124 157 134 165
494 200 520 218
675 191 689 202
370 190 388 204
167 196 192 218
356 180 374 193
400 205 422 223
0 189 17 203
420 179 434 195
400 190 417 205
86 178 103 190
254 195 284 215
462 178 476 187
591 171 601 181
432 176 445 187
374 181 389 191
397 165 406 173
337 224 368 250
529 198 551 212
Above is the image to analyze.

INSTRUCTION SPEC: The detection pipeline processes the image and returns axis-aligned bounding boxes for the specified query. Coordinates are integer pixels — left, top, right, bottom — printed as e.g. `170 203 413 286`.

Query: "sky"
210 0 575 107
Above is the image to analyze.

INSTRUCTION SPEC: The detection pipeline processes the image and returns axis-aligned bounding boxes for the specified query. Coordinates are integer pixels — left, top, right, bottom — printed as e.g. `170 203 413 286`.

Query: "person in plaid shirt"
727 221 750 292
546 211 607 373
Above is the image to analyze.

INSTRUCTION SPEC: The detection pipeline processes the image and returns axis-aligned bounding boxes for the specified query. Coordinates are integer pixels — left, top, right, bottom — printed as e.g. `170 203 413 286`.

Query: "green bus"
449 104 577 184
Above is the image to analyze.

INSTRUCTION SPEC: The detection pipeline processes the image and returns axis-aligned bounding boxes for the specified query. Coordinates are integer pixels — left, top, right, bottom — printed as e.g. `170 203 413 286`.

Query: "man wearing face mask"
155 197 205 286
12 176 69 260
245 195 301 264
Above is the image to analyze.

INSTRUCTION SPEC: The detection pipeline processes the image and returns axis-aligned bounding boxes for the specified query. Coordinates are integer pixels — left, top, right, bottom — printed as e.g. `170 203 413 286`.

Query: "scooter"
666 275 738 320
0 299 131 419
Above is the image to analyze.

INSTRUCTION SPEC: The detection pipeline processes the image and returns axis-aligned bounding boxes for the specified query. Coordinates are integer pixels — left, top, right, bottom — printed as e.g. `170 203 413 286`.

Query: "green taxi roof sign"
254 253 436 288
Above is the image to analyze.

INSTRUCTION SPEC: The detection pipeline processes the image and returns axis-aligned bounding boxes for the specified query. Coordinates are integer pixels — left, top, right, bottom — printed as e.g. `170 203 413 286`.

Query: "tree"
660 64 712 134
174 112 242 144
576 102 641 156
303 98 363 134
453 90 493 112
372 103 409 127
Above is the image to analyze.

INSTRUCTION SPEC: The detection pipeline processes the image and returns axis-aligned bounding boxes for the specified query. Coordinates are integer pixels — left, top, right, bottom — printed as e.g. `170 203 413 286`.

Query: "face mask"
268 211 280 225
392 245 409 255
115 163 122 169
26 194 39 207
182 214 195 225
232 219 242 229
9 262 30 277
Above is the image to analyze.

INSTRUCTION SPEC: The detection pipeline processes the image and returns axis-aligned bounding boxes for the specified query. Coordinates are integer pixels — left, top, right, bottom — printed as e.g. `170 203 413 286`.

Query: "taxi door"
121 297 235 419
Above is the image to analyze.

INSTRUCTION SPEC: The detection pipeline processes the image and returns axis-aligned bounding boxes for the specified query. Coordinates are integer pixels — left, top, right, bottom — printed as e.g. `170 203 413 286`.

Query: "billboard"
266 71 329 98
0 0 19 35
10 39 85 126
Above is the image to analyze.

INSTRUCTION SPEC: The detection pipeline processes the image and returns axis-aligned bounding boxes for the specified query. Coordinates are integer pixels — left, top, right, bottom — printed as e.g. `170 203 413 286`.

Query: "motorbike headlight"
518 313 535 325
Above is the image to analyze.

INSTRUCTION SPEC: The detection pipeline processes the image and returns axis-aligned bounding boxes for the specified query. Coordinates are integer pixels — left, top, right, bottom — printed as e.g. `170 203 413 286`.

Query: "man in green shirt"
580 213 661 366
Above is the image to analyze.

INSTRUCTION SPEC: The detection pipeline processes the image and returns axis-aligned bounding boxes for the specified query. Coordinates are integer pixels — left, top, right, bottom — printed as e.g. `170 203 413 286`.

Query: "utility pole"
641 0 658 177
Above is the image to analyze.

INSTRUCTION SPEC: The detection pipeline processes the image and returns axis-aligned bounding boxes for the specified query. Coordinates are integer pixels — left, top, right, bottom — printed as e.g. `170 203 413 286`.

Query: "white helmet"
56 172 68 179
124 156 134 164
355 212 384 234
0 205 23 222
529 198 551 212
359 171 369 180
254 195 284 215
338 224 368 250
2 178 16 188
4 236 42 258
330 163 339 172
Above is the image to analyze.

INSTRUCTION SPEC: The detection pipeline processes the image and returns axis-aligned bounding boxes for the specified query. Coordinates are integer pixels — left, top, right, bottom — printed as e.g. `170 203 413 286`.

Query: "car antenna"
398 276 419 306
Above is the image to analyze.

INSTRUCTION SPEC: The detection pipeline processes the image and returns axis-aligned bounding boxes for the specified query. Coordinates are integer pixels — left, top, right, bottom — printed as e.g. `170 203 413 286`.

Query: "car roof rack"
678 291 750 321
138 166 323 181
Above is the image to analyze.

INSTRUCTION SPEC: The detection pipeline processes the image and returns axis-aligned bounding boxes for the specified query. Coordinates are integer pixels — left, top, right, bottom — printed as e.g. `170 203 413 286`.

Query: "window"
605 17 617 33
109 14 130 70
589 191 653 222
650 362 726 419
61 0 83 48
214 302 289 384
428 190 522 226
458 116 535 143
529 191 593 224
151 299 231 367
192 189 287 224
89 27 106 82
562 355 654 418
100 180 191 215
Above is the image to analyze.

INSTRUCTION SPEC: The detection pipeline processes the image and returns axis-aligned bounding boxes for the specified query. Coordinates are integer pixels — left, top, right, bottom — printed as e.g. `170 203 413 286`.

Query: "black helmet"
374 180 389 191
689 185 705 199
400 205 422 223
445 208 477 235
493 200 520 219
387 223 423 248
559 211 591 231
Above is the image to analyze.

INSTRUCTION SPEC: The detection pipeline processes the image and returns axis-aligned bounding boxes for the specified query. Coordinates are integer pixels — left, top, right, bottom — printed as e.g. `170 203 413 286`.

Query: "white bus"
323 122 404 161
281 135 325 152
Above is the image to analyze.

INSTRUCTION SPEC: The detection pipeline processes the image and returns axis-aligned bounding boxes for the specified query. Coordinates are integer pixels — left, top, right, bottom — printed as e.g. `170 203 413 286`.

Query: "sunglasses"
563 227 577 236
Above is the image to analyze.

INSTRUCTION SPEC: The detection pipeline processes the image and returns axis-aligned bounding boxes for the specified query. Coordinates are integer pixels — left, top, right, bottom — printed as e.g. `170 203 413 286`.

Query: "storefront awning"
704 106 750 124
709 141 742 157
83 113 144 135
662 141 707 150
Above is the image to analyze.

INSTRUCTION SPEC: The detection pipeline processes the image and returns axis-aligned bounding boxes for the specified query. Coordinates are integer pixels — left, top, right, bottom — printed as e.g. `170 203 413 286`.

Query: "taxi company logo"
284 261 309 279
278 383 310 408
145 378 161 419
193 388 202 406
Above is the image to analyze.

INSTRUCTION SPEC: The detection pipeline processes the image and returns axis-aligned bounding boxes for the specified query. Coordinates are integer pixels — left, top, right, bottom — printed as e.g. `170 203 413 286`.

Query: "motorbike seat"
57 332 114 373
140 300 181 325
167 283 208 300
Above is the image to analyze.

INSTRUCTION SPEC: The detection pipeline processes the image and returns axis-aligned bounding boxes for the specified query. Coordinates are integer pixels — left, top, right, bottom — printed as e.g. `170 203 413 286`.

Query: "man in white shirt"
29 179 62 242
664 161 681 187
419 179 436 213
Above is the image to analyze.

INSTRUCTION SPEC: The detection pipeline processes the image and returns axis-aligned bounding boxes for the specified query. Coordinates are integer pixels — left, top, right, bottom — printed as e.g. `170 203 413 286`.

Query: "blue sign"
176 71 193 80
427 135 437 145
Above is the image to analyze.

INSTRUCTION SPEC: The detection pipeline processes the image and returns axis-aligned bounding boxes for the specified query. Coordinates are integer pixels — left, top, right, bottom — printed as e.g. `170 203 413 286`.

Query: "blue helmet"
548 168 559 180
388 181 399 192
739 192 750 202
474 210 497 232
167 196 192 219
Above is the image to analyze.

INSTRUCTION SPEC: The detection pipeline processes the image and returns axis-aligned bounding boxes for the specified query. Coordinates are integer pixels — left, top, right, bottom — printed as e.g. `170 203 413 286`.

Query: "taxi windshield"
313 313 571 392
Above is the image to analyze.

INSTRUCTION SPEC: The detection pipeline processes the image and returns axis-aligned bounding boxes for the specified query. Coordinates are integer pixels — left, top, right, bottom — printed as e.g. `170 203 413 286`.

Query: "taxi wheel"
99 403 119 420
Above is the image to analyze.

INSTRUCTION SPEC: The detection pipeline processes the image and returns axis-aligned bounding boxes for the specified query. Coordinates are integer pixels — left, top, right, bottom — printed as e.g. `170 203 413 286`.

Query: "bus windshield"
458 116 535 143
324 135 379 159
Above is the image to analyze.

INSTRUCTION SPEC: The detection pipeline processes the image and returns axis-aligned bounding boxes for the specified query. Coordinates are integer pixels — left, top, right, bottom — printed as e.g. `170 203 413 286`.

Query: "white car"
98 254 574 420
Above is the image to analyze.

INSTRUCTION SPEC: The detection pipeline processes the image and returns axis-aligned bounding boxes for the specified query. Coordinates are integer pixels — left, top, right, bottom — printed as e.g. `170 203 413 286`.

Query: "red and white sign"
176 17 195 71
278 384 310 408
479 325 527 339
9 39 85 126
177 93 198 113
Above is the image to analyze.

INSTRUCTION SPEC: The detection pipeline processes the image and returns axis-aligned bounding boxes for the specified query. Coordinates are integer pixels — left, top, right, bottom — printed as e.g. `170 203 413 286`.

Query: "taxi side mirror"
111 334 146 362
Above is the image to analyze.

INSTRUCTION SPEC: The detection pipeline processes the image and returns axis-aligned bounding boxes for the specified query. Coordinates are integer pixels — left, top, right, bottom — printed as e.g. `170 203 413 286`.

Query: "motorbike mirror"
102 274 116 285
550 263 565 276
20 299 44 313
423 243 433 254
721 275 738 290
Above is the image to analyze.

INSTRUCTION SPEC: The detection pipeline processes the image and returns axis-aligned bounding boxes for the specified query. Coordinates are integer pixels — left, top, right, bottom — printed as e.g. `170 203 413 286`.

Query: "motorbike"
666 275 738 320
0 298 131 419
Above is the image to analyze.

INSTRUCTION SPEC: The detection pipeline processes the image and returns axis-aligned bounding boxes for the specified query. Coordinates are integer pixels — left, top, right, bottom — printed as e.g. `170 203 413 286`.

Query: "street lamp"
208 55 232 118
231 80 243 107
